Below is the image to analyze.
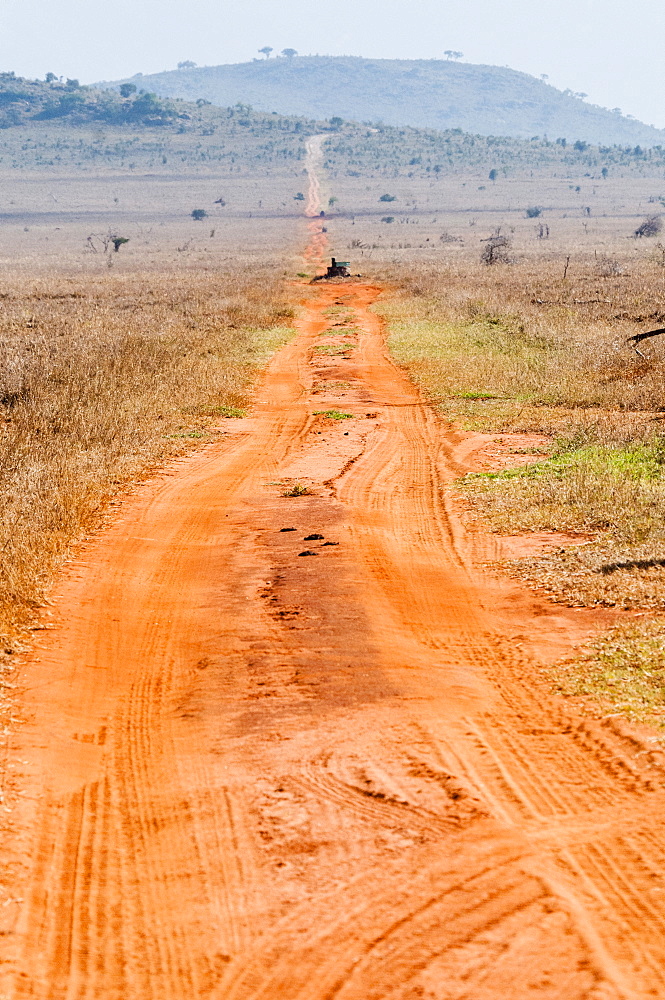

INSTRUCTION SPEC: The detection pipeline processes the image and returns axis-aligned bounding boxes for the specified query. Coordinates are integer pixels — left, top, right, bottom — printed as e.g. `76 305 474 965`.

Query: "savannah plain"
3 104 665 998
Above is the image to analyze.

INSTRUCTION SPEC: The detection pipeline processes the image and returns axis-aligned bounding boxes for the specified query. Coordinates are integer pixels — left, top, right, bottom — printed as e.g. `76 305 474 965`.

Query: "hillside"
102 56 665 148
2 74 665 183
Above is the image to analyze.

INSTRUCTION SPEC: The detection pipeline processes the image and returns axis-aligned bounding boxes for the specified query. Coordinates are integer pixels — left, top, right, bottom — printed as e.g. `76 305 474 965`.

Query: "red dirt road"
5 282 665 999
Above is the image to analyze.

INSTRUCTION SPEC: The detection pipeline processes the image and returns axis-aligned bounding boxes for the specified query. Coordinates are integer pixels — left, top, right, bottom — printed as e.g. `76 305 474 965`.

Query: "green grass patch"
454 391 503 400
214 405 246 418
313 409 354 420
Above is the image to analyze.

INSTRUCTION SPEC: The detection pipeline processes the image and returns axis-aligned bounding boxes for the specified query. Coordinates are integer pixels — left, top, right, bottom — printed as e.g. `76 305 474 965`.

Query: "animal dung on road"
304 533 324 540
280 527 296 532
298 550 318 556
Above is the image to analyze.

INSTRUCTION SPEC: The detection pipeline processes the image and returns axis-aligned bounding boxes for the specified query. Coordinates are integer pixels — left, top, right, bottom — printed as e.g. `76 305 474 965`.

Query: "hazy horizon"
1 0 664 129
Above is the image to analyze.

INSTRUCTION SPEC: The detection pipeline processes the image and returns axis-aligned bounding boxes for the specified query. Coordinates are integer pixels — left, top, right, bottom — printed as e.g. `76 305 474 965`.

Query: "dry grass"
0 266 292 643
553 617 665 724
381 260 665 433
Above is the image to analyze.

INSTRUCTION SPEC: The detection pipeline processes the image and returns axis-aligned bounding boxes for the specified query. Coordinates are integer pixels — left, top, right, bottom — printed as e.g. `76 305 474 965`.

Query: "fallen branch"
627 327 665 358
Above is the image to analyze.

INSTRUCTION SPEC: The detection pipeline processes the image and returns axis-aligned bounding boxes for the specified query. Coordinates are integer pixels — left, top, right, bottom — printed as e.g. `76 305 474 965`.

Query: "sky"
2 0 665 127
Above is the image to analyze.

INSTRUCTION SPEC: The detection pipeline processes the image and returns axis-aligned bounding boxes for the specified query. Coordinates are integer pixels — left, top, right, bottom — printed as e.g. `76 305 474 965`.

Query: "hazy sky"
2 0 664 127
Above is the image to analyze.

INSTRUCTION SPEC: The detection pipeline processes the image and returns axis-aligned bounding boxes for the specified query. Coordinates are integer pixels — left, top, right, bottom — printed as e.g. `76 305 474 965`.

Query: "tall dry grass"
0 267 292 643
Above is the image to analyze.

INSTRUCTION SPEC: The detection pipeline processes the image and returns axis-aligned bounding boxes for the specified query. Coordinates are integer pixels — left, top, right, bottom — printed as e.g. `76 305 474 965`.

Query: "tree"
293 192 305 201
634 215 662 238
191 209 207 221
282 48 298 59
488 168 498 182
259 47 273 59
444 50 463 60
45 72 57 83
119 83 137 98
525 206 542 218
65 78 79 89
329 116 343 127
177 60 197 70
379 193 396 202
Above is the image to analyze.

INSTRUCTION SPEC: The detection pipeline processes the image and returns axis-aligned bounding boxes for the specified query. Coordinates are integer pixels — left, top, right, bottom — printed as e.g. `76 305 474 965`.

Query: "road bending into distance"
6 188 665 998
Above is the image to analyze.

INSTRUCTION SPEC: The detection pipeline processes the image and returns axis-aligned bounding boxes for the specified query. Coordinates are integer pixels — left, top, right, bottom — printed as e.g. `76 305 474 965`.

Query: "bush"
480 233 513 265
191 209 207 221
379 193 397 202
635 215 662 238
525 206 542 218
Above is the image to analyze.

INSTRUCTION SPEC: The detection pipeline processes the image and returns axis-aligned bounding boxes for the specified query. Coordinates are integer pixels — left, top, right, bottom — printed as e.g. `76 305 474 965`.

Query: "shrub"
525 206 542 218
379 193 396 202
480 233 513 265
635 215 662 238
191 208 207 221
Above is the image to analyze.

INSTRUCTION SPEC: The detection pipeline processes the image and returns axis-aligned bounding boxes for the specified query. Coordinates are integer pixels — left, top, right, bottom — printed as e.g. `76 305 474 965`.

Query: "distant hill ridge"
101 56 665 148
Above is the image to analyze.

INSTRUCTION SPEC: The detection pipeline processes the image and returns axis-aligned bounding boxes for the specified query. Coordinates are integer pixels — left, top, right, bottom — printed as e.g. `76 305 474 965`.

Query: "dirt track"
5 280 665 999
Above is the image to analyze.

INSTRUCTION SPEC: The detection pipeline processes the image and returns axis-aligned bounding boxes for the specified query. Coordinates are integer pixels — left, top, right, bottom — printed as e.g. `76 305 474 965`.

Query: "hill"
2 73 665 183
102 56 665 148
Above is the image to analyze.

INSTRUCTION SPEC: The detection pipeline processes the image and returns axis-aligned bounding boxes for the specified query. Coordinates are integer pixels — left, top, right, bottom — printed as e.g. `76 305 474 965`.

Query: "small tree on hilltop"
120 83 137 98
259 47 273 59
282 48 298 59
177 60 197 70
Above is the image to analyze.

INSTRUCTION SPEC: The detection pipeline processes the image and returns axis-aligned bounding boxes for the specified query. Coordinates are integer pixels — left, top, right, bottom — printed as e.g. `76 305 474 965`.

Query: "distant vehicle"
311 257 353 282
325 257 350 277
